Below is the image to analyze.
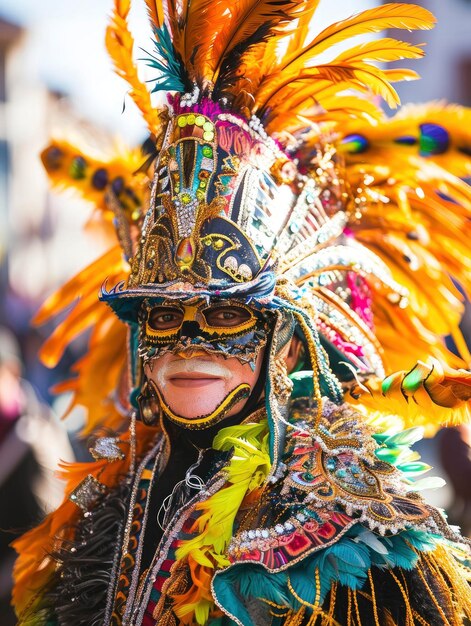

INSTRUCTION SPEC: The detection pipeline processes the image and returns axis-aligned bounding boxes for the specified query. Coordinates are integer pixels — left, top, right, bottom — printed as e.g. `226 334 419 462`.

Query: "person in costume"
12 1 471 625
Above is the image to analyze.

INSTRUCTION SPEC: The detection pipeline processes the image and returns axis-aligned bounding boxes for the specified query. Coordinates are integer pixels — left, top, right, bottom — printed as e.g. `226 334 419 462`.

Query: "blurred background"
0 0 469 623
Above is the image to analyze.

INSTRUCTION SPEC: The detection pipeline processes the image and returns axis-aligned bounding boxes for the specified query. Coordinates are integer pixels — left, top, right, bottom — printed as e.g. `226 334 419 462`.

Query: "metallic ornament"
89 436 125 462
69 474 106 512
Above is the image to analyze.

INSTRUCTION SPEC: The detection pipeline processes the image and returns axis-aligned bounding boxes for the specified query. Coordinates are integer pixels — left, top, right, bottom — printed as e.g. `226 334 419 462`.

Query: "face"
142 301 268 428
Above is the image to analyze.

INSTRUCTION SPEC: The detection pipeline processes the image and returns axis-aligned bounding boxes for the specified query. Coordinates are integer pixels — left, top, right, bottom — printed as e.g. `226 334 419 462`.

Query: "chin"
162 380 228 419
162 390 248 422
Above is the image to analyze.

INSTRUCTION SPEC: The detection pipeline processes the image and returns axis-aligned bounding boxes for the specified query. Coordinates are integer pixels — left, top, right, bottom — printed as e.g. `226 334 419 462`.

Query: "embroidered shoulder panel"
227 399 450 570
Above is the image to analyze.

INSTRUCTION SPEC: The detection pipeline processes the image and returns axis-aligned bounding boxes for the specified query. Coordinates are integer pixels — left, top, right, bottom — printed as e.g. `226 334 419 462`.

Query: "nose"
179 320 202 339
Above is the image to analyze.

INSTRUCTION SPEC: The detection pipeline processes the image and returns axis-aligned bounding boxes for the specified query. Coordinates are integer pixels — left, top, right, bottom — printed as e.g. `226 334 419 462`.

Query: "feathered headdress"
37 0 471 436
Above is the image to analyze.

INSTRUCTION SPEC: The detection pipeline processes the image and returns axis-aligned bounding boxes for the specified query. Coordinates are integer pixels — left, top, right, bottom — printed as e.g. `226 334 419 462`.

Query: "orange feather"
255 3 434 114
106 0 161 132
144 0 164 29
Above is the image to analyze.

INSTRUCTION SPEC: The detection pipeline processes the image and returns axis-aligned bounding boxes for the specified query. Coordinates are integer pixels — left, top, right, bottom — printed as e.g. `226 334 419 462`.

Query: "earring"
137 381 161 425
273 357 293 405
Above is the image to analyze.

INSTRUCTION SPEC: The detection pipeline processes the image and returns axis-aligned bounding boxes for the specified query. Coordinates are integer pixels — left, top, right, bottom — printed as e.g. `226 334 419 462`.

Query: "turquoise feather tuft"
144 25 188 93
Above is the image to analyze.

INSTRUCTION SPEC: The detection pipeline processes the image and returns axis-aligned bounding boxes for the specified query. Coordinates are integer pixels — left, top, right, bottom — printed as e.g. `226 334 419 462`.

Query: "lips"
157 357 232 388
168 371 223 387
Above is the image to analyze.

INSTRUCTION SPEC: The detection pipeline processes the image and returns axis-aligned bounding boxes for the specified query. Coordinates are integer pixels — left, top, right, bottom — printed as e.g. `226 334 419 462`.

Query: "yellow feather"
266 62 402 109
41 139 148 215
106 0 161 133
255 3 434 113
285 0 321 56
172 420 271 625
283 3 434 68
334 37 425 64
349 359 471 434
54 313 128 434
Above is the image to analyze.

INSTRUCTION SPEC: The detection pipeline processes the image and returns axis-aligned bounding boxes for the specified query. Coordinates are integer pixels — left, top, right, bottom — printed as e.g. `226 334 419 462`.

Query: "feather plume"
255 3 434 114
283 4 434 68
285 0 321 56
106 0 161 132
146 24 189 92
333 37 425 64
209 0 306 84
40 138 149 228
172 420 271 625
349 358 471 433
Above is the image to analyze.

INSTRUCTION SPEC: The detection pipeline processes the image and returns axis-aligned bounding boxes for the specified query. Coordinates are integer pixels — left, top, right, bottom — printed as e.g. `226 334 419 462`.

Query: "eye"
147 307 184 331
204 306 252 328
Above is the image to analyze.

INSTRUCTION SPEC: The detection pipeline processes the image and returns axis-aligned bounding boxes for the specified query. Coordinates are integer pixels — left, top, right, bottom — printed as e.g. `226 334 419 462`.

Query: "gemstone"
202 146 213 157
187 114 196 125
203 131 215 142
238 264 253 280
195 115 205 126
176 237 195 268
326 459 336 471
177 116 187 127
203 121 213 131
224 256 238 271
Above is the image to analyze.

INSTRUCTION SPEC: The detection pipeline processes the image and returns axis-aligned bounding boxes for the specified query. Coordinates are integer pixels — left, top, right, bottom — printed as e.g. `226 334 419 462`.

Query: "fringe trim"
282 546 471 626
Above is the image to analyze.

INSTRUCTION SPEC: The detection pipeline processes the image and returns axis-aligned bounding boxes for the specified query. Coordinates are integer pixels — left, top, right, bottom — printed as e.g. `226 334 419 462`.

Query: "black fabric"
41 480 130 626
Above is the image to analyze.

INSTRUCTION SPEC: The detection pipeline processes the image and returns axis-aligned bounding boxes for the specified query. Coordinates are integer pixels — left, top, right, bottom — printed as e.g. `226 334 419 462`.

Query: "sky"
0 0 378 144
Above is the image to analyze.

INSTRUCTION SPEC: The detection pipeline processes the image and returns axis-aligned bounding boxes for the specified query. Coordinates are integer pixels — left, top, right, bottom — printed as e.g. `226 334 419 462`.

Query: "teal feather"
397 461 431 476
212 570 254 626
236 565 291 607
288 566 318 607
383 427 424 448
144 25 188 93
372 432 390 444
400 528 440 551
353 527 389 555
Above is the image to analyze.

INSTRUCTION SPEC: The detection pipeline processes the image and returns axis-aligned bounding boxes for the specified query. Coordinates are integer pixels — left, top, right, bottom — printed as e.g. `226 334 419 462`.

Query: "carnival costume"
12 1 471 625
